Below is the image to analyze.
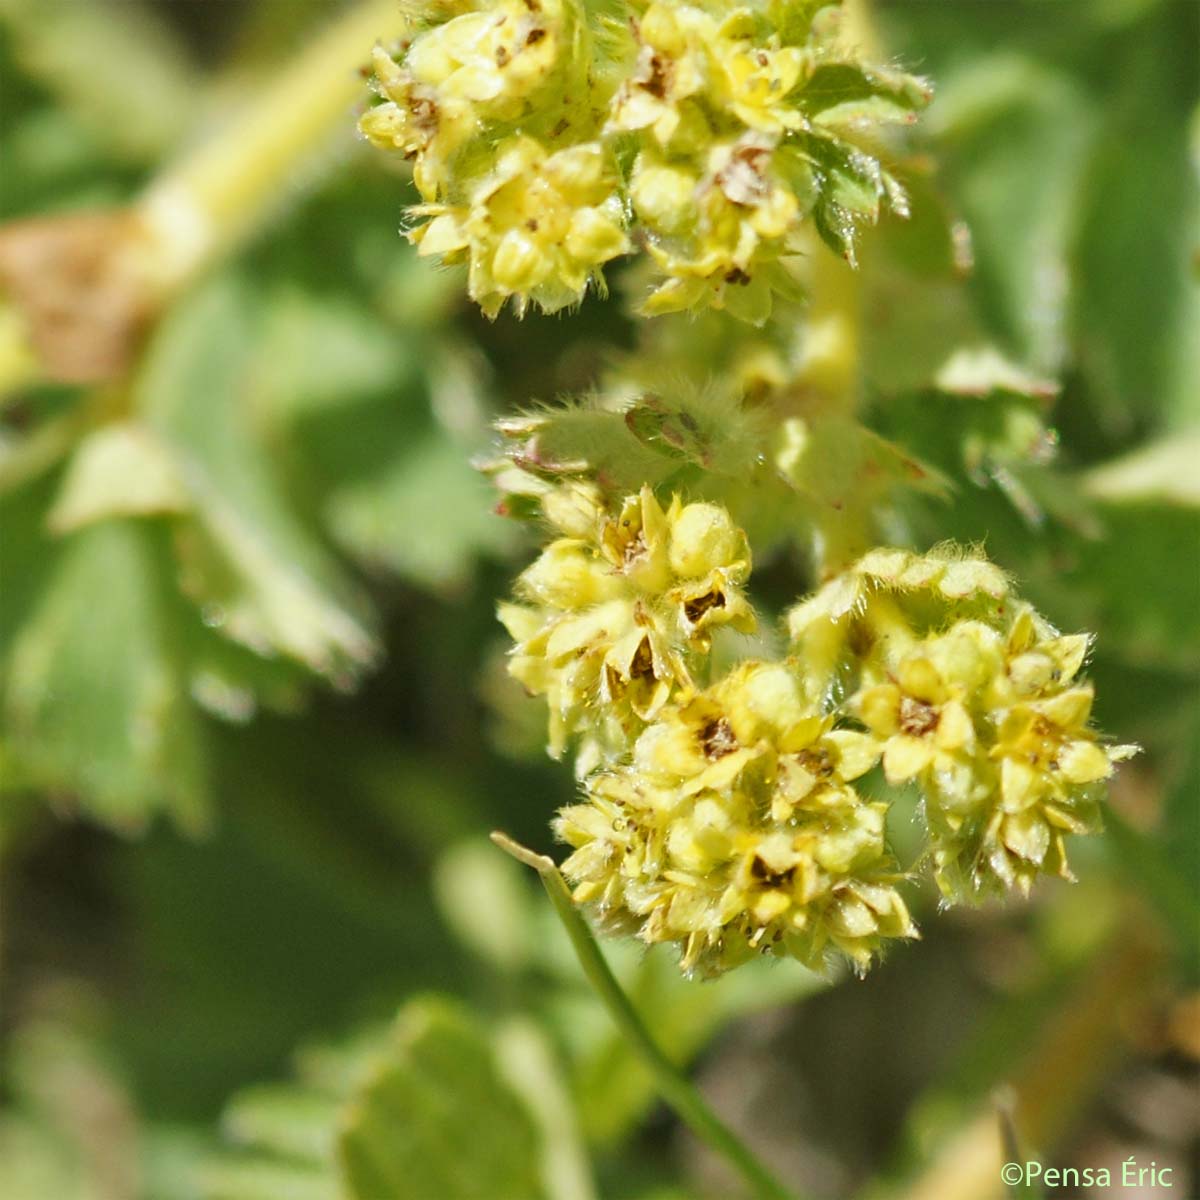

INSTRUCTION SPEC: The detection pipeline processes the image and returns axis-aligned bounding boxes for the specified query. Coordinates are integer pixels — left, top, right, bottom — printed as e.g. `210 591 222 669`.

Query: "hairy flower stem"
491 832 803 1200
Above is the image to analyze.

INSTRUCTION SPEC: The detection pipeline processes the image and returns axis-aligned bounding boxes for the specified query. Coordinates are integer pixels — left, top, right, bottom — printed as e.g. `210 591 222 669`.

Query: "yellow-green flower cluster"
502 505 1131 975
498 487 754 772
411 137 629 318
785 547 1137 900
556 660 915 976
361 0 930 318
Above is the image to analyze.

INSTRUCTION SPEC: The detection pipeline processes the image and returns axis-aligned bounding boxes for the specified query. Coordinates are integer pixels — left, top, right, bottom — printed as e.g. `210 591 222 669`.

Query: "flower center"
683 588 724 623
700 717 738 759
899 696 939 737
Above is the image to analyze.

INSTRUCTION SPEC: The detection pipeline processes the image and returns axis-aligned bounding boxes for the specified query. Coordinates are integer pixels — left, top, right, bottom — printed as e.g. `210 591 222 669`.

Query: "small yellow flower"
712 26 806 135
411 136 629 317
635 136 802 321
785 545 1013 704
857 654 978 787
781 547 1134 902
500 488 755 765
555 659 913 977
606 2 714 149
365 0 930 319
361 0 588 194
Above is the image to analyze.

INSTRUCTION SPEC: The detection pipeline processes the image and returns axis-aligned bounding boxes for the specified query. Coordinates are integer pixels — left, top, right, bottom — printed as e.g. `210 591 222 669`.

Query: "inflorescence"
504 502 1134 978
357 0 1133 981
361 0 929 319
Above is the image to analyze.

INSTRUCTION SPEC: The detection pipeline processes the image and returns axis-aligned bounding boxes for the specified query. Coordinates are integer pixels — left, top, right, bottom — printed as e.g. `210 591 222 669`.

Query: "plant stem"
1 0 407 396
137 0 406 297
491 831 803 1200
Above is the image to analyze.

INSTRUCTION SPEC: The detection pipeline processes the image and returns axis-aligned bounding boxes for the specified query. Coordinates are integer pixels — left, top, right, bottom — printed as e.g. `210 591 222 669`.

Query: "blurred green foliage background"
0 1 1196 1198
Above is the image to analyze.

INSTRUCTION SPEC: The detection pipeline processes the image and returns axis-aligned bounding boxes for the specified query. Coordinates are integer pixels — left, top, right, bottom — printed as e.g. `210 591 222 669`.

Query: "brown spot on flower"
409 94 439 135
495 45 510 66
641 53 671 99
724 268 751 285
700 717 738 760
750 855 795 888
526 26 546 44
630 637 655 680
794 746 834 778
899 696 939 737
716 143 772 206
684 589 725 623
623 530 647 566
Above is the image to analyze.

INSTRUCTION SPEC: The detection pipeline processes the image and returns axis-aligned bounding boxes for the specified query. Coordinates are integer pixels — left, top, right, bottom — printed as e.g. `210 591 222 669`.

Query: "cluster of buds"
501 516 1133 976
786 547 1137 901
498 486 754 773
556 660 915 976
361 0 929 318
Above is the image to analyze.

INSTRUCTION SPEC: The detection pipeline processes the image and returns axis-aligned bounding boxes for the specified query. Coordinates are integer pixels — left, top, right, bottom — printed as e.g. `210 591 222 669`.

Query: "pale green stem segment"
490 831 803 1200
138 0 407 296
0 0 407 398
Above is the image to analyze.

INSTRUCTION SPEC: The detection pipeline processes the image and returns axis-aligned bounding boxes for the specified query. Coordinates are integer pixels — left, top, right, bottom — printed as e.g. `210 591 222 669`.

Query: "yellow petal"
668 502 748 578
897 656 944 704
1003 810 1051 863
883 735 933 783
857 683 901 736
829 896 878 938
1042 803 1090 834
1057 739 1112 784
752 890 791 923
939 558 1008 599
935 699 975 751
1037 686 1094 731
1044 633 1090 682
858 548 910 582
776 714 828 754
824 730 881 780
1000 756 1039 811
496 601 542 643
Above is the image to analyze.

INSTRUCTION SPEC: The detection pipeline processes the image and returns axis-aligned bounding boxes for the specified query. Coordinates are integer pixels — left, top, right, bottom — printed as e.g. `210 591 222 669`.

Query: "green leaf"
1065 442 1200 667
2 519 208 831
325 425 514 593
804 135 888 262
198 1160 336 1200
46 420 191 533
1082 431 1200 508
1070 10 1200 434
253 290 416 421
135 277 378 681
930 54 1097 373
338 999 546 1200
772 413 946 566
222 1084 341 1166
801 62 932 114
803 61 932 138
0 0 196 162
248 290 510 592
